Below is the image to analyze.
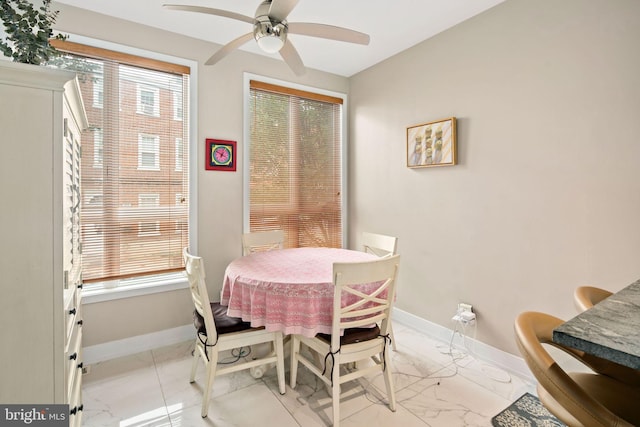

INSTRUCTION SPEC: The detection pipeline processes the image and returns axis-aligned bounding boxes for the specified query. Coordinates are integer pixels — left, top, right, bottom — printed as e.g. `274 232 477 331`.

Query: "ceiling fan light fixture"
254 17 287 53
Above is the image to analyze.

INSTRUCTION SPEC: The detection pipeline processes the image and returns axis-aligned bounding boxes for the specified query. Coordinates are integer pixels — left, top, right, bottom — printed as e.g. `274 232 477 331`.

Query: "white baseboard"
83 324 193 365
82 309 535 383
392 308 535 382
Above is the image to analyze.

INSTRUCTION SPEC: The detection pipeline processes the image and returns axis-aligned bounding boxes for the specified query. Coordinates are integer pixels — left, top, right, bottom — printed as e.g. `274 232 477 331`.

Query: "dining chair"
362 231 399 351
362 231 397 258
242 229 285 256
183 248 286 418
290 255 400 427
573 286 613 312
514 311 640 427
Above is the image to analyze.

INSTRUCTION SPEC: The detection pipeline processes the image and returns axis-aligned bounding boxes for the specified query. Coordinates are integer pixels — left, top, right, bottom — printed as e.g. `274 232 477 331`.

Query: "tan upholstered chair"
573 286 613 312
242 229 285 255
514 311 640 427
183 248 286 418
290 255 400 427
362 232 399 350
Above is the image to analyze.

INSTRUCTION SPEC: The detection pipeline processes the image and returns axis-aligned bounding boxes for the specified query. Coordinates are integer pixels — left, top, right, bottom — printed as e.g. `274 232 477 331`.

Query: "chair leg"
189 341 200 383
389 324 398 351
381 349 396 412
201 351 219 418
275 333 286 394
290 336 301 388
331 355 341 427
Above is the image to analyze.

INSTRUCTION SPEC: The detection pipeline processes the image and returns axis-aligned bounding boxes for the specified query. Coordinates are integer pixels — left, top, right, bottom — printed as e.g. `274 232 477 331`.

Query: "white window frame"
93 76 103 108
138 193 160 207
173 90 183 121
138 193 161 236
138 133 160 171
136 84 160 117
93 128 103 168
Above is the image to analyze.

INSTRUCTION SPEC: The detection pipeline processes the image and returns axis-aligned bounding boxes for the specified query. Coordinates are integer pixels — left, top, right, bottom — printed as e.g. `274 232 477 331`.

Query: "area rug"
492 392 566 427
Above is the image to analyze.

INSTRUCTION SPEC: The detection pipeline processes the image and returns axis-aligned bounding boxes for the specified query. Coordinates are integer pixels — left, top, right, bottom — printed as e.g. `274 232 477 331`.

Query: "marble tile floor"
81 322 536 427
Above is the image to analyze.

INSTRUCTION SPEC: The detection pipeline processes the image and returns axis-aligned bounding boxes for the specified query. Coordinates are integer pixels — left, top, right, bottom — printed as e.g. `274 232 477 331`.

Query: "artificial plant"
0 0 65 65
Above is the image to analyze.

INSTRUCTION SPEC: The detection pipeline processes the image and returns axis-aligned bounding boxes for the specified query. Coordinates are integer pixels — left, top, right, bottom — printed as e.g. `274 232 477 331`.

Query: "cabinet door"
62 105 83 289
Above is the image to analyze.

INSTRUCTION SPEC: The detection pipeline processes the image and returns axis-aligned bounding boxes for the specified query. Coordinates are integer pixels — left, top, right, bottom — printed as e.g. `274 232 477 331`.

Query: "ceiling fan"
163 0 370 75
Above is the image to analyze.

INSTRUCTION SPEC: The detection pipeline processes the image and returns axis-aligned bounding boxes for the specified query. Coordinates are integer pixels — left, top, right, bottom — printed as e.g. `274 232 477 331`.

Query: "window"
139 193 160 207
138 194 160 236
49 40 191 285
93 76 103 108
173 91 183 121
138 134 160 170
247 79 344 248
137 84 160 116
93 129 103 167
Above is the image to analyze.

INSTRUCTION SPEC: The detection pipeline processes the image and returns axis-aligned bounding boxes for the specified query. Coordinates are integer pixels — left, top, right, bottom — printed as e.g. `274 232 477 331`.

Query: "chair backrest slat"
242 230 285 255
183 248 218 344
362 232 398 258
331 255 400 349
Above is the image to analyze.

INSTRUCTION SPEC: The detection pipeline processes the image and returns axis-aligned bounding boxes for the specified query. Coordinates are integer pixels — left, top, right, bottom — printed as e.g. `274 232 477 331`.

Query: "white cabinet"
0 61 87 426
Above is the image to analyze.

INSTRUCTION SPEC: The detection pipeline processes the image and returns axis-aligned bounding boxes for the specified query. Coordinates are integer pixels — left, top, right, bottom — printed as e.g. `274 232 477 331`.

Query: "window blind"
50 41 190 282
249 80 343 248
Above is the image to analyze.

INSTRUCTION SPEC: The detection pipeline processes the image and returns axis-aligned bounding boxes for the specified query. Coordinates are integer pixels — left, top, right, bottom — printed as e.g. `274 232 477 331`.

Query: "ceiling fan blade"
268 0 299 22
279 40 305 76
288 23 370 45
205 32 254 66
163 4 255 25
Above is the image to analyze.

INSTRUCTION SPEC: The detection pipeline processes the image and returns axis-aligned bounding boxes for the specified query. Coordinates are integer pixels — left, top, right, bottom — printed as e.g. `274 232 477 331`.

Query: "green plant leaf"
0 0 66 65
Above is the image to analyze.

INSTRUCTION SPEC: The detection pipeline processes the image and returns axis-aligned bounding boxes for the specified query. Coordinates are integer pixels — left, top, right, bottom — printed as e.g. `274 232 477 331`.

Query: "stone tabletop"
553 279 640 370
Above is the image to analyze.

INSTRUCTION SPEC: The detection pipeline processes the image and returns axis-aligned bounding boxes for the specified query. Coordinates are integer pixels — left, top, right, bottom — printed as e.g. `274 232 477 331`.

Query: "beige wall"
55 0 640 357
348 0 640 354
53 3 349 346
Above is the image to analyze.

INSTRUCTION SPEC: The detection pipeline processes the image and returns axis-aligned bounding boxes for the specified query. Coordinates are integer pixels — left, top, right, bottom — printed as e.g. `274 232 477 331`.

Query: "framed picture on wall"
205 138 237 171
407 117 457 168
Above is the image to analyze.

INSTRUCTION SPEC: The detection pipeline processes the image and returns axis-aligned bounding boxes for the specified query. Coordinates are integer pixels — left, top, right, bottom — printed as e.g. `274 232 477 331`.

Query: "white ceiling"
56 0 505 77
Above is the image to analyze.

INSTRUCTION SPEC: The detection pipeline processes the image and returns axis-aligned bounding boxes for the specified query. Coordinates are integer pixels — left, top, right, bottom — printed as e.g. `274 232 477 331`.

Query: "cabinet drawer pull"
77 320 83 326
77 362 83 370
77 284 83 289
69 406 77 416
69 352 77 361
78 404 83 412
69 308 76 316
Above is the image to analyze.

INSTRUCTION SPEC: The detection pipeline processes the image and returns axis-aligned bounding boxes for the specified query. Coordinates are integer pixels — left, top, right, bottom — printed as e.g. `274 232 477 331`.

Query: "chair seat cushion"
317 325 381 345
194 302 252 336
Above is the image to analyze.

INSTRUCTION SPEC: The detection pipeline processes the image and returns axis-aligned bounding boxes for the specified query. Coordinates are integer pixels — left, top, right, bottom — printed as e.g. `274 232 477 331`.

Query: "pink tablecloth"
220 247 378 337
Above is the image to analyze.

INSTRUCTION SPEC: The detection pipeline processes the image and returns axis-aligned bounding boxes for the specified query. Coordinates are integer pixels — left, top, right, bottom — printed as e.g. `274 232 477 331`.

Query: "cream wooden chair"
573 286 613 312
242 229 285 255
362 232 399 350
183 248 286 418
362 232 397 258
290 255 400 427
514 311 640 426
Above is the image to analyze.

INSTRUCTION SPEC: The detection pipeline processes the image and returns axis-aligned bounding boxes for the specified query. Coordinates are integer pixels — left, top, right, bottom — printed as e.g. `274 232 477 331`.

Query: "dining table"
220 247 379 338
552 279 640 370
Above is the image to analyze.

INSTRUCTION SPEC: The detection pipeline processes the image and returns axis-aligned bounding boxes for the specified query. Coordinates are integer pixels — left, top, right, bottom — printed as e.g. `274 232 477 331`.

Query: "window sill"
82 272 189 304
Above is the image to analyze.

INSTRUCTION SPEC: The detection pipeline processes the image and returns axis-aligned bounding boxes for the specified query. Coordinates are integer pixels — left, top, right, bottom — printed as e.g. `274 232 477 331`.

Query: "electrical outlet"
452 302 476 324
458 303 473 313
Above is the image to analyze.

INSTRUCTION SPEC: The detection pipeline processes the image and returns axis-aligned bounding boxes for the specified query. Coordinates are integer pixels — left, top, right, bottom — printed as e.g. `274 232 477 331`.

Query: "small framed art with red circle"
205 138 236 171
